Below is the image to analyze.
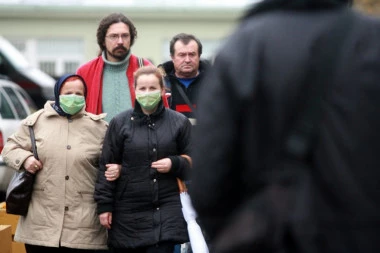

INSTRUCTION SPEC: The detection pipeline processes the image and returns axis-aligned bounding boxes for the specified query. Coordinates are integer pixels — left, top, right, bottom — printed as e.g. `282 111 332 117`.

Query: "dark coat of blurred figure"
190 0 380 252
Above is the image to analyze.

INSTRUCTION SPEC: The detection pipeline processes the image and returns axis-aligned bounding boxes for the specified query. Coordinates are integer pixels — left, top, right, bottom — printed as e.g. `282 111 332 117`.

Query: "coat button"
65 176 69 180
15 159 20 164
68 119 73 123
153 148 156 152
153 179 156 183
67 145 71 150
156 207 159 211
65 206 69 211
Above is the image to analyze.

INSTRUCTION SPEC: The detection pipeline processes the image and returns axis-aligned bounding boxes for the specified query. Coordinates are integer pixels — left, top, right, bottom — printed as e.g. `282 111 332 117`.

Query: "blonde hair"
134 66 164 89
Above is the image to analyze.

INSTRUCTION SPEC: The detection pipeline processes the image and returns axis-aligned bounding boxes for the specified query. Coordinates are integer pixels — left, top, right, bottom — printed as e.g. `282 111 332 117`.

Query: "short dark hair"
169 33 203 56
96 13 137 55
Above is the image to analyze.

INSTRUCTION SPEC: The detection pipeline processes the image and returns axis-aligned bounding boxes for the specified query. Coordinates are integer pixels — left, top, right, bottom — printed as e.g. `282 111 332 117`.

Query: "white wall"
0 5 246 75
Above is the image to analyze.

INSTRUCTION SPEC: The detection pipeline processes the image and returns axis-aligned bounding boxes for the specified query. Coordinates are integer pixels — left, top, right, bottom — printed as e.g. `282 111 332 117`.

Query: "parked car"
0 36 55 109
0 76 37 201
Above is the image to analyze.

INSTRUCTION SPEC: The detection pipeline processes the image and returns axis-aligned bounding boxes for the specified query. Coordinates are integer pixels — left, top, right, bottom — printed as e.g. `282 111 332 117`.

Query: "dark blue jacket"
159 60 210 119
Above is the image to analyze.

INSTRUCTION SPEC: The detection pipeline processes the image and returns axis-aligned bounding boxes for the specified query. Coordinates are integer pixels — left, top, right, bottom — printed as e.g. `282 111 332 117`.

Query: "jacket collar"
132 100 165 121
159 59 210 78
45 101 86 119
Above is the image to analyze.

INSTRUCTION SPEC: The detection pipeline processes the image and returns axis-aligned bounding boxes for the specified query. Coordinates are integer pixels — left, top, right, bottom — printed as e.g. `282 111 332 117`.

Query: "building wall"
0 5 245 76
1 1 378 77
0 16 236 62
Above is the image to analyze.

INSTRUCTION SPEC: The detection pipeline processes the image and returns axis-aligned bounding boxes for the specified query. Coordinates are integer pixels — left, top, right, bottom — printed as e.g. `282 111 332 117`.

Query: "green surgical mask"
135 90 162 111
59 94 85 115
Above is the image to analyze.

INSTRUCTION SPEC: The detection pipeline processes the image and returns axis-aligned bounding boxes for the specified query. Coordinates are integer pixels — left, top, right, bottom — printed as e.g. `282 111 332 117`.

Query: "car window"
0 90 16 119
3 87 28 119
17 87 37 113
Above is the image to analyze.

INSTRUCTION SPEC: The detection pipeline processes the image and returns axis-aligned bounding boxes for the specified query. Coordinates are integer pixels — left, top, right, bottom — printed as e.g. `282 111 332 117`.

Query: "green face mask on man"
59 94 85 115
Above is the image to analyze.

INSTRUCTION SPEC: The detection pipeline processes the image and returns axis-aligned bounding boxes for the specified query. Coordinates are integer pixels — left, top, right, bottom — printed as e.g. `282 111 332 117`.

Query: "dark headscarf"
52 74 87 116
243 0 352 19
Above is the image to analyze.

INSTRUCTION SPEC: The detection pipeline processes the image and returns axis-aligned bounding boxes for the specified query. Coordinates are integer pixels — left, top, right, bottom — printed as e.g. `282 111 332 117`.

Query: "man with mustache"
77 13 152 122
158 33 210 125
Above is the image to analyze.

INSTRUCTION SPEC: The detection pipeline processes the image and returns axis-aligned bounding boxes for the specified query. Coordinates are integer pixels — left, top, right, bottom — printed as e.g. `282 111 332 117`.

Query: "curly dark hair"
96 13 137 56
169 33 203 57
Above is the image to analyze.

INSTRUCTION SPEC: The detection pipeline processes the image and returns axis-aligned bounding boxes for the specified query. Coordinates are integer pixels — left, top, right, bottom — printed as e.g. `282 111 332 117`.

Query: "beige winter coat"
2 101 108 250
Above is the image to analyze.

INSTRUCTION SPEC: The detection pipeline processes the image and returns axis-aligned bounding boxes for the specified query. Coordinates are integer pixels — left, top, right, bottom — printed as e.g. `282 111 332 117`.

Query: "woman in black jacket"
95 66 191 253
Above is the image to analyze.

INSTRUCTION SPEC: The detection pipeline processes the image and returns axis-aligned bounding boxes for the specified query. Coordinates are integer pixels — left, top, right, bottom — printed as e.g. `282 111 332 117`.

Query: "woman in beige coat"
2 74 110 253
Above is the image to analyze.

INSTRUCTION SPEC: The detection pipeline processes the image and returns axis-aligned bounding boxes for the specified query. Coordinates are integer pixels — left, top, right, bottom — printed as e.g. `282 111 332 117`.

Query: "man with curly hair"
77 13 151 121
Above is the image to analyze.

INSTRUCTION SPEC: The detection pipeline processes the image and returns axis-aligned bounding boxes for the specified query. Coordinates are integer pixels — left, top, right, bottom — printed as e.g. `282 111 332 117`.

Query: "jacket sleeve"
94 116 124 214
1 121 35 171
168 116 192 180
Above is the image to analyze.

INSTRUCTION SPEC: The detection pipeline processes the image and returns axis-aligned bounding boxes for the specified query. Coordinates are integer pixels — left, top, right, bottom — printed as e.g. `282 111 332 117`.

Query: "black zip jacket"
94 101 191 248
158 60 210 119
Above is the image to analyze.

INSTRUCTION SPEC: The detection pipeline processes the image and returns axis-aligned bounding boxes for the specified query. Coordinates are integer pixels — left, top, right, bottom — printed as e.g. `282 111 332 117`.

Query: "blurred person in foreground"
94 66 192 253
158 33 210 125
77 13 152 122
190 0 380 252
1 74 111 253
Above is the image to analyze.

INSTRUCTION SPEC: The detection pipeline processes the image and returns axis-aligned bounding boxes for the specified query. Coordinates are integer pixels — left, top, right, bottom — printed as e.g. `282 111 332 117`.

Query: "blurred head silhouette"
244 0 353 18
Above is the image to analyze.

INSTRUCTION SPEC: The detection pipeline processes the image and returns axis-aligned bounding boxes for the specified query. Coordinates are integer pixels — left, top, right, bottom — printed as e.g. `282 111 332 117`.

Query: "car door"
0 86 24 146
0 81 35 195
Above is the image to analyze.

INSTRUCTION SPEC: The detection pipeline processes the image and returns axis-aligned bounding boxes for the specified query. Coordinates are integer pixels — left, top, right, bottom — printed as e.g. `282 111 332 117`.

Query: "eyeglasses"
105 33 130 42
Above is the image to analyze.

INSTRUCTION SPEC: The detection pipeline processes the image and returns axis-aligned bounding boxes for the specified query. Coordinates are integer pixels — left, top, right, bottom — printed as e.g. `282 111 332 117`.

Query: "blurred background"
0 0 258 80
0 0 377 79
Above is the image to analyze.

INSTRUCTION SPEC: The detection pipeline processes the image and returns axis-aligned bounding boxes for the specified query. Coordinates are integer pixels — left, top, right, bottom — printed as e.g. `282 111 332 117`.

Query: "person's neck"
102 51 131 65
175 70 199 79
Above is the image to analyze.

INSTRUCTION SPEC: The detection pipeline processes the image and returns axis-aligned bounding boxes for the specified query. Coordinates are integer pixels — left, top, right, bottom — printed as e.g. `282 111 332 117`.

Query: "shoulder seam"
23 109 45 126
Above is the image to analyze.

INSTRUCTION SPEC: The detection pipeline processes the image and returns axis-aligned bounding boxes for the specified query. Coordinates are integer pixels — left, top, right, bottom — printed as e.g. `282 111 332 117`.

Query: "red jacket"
76 54 152 114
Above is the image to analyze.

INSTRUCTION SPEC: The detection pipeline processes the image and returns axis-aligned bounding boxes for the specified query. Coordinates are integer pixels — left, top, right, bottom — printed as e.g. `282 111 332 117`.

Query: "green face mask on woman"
135 90 162 111
59 94 85 115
